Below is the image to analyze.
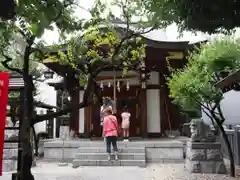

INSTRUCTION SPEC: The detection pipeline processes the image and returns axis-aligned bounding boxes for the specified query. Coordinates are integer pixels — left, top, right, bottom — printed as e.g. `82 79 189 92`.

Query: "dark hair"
103 107 113 115
123 106 128 112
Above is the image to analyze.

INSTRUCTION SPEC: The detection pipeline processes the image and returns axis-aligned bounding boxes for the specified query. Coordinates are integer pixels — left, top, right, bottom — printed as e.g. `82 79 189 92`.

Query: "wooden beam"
215 70 240 92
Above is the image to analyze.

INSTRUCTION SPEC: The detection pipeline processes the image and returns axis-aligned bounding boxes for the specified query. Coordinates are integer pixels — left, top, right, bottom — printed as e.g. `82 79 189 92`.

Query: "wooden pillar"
46 109 54 138
140 88 147 138
69 88 80 134
159 72 168 136
55 89 61 138
84 106 91 137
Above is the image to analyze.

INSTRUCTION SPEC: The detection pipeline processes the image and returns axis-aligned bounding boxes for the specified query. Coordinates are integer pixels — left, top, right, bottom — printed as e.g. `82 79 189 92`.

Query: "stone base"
3 143 36 172
185 141 227 174
2 160 17 172
3 147 18 172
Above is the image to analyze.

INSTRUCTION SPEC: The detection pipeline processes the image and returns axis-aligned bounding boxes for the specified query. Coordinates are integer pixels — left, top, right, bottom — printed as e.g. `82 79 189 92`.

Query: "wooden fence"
220 125 240 165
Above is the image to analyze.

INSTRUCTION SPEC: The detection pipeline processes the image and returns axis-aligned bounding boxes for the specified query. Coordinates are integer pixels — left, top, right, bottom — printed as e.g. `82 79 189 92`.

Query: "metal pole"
58 136 67 166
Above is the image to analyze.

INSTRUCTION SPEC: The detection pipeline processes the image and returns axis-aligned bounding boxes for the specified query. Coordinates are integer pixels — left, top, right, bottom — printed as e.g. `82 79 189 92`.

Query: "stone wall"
3 143 18 172
44 140 185 163
185 141 227 174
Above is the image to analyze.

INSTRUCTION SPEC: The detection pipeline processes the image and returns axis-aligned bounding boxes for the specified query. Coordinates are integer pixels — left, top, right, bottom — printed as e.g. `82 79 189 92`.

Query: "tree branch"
112 25 156 61
1 55 23 74
195 100 215 122
30 125 38 156
216 105 225 124
31 74 95 124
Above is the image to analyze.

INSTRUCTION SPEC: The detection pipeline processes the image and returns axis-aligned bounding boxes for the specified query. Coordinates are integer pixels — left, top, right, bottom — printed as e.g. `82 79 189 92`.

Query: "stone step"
76 147 145 153
75 143 144 148
72 159 146 168
75 152 145 160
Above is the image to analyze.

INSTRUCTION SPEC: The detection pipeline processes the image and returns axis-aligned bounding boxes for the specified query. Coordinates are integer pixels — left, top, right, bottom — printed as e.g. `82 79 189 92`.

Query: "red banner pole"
0 72 10 176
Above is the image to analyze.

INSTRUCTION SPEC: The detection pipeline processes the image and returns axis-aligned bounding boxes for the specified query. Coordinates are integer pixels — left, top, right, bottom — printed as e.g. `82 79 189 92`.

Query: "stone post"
234 125 240 165
185 141 227 174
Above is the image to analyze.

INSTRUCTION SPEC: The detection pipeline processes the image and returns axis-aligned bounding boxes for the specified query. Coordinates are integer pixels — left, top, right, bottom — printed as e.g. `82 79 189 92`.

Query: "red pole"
0 72 10 176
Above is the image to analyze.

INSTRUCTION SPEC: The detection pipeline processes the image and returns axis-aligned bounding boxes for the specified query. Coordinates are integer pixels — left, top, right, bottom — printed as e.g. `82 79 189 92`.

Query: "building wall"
147 72 161 133
36 81 57 138
147 89 161 133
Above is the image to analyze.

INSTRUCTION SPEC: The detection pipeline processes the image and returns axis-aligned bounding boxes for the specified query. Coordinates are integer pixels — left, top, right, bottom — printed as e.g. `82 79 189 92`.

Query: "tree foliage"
168 38 240 177
0 0 83 114
0 1 83 179
136 0 240 34
168 38 240 110
0 0 157 179
44 0 155 83
56 26 147 83
34 0 157 122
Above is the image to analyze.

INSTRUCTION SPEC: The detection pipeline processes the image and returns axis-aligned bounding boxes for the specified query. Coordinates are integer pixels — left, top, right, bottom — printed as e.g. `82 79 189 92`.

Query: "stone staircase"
72 142 146 168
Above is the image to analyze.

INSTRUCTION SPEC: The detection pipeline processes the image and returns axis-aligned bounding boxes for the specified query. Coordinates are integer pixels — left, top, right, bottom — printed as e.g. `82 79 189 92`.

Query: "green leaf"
28 24 38 35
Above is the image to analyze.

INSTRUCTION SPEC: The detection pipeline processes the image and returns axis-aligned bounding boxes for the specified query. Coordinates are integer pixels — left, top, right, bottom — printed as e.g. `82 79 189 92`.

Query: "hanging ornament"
100 81 104 90
126 81 130 91
141 81 146 89
117 80 120 92
108 81 111 87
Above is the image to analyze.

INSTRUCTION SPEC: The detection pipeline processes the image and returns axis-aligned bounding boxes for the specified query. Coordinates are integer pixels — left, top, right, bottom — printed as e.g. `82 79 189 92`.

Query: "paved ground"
0 162 238 180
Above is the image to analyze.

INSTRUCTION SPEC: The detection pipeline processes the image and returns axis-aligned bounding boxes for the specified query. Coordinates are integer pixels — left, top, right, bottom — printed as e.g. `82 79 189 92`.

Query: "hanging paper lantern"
108 81 111 87
141 81 146 89
126 81 130 91
117 81 120 92
100 81 104 90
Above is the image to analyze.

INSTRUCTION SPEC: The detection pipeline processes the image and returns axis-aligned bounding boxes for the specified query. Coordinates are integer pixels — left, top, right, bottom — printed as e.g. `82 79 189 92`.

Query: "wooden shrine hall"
43 30 204 138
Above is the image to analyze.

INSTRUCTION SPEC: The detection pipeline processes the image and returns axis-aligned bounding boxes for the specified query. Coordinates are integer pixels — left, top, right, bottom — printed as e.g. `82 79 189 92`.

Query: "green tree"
0 0 157 179
168 38 240 177
0 0 82 179
136 0 240 34
33 0 157 122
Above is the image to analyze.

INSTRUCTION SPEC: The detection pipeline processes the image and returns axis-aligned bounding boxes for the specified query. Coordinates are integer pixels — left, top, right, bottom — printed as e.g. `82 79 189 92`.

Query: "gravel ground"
0 162 239 180
148 164 239 180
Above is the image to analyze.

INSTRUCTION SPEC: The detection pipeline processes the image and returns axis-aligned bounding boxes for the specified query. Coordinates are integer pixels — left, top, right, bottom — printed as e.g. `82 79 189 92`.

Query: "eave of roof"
215 70 240 92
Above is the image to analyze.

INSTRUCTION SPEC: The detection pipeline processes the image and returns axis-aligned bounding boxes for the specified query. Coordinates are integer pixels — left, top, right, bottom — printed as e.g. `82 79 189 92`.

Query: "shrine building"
42 28 203 139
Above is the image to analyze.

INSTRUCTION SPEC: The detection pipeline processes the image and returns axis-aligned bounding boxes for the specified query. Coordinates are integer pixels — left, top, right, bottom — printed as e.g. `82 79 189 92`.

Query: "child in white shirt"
121 106 131 141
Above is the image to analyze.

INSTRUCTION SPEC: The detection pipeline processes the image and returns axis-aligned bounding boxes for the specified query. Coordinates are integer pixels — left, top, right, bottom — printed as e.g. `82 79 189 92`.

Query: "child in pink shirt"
103 108 119 160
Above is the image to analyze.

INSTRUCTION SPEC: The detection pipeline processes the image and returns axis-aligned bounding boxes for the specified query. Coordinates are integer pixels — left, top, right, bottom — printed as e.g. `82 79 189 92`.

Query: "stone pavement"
0 162 238 180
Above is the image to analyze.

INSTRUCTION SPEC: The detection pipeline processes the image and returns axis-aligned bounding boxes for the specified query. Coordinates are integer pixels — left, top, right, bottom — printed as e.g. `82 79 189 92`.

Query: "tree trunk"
21 133 34 180
214 116 235 177
20 37 35 180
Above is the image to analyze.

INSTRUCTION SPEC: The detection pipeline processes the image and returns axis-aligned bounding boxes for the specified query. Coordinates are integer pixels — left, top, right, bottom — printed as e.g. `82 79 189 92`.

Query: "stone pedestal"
3 143 18 172
185 141 227 174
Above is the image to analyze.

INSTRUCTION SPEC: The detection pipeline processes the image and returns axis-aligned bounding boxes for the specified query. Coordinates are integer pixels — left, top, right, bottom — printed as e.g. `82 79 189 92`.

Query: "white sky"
40 0 224 45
